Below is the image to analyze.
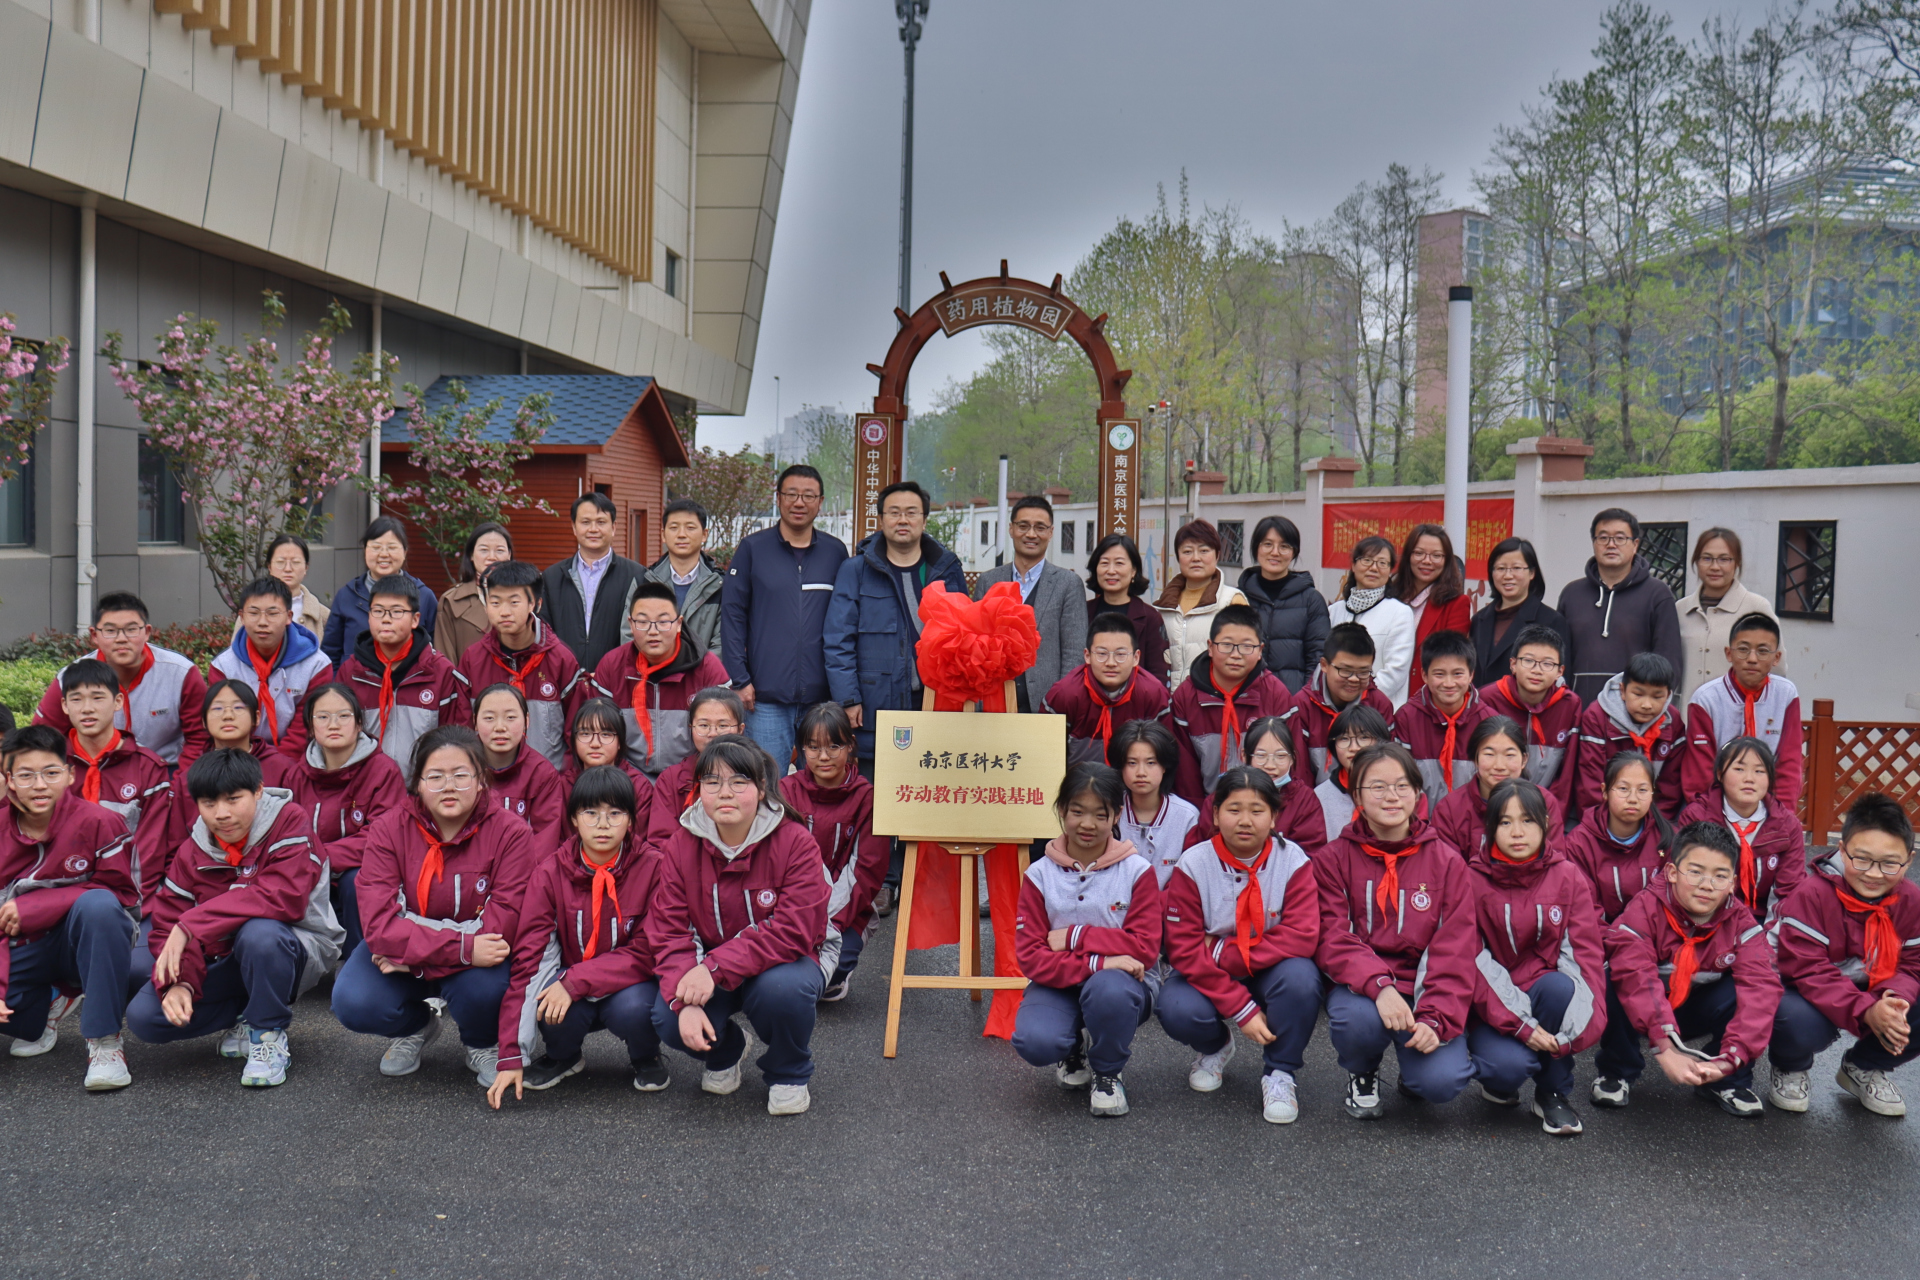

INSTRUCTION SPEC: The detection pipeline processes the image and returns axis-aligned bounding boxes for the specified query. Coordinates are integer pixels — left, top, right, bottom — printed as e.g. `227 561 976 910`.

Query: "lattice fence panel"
1829 723 1920 823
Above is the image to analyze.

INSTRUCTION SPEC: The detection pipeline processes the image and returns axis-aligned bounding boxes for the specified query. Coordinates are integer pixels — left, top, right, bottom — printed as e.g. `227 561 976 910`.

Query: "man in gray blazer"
972 494 1087 711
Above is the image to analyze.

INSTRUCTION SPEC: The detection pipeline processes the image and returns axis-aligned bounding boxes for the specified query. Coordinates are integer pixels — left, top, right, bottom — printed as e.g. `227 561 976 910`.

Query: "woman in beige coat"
1674 526 1782 699
1153 518 1248 690
433 522 515 661
249 533 331 642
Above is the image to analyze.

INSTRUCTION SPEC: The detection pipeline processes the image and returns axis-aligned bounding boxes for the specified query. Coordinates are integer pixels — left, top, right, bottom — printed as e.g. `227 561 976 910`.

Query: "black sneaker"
522 1054 585 1091
1703 1084 1764 1117
1345 1073 1385 1120
1532 1090 1585 1136
631 1055 671 1092
1055 1037 1092 1089
1590 1076 1630 1108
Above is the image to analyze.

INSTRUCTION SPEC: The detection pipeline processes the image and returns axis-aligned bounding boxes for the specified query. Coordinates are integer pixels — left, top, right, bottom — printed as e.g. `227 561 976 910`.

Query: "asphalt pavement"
4 912 1917 1280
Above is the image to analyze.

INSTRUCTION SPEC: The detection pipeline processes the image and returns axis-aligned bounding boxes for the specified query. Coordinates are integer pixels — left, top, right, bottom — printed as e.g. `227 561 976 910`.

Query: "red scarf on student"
581 849 623 960
491 645 544 697
1211 835 1271 972
1362 842 1411 917
1432 695 1471 794
1662 902 1712 1010
1739 677 1767 738
1625 710 1668 758
374 639 411 743
1082 667 1133 756
1498 676 1567 751
630 638 683 757
247 637 282 743
1729 814 1763 905
1215 675 1246 773
216 835 247 868
413 822 447 913
1836 886 1902 989
118 645 156 702
68 729 121 804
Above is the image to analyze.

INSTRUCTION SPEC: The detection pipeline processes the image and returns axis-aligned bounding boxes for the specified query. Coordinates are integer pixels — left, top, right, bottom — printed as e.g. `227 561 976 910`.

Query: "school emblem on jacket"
419 689 434 705
63 854 88 873
239 864 256 877
352 810 364 823
475 877 488 894
541 683 555 697
757 888 778 908
120 783 137 799
893 726 913 751
1548 905 1563 925
1721 952 1736 967
1410 885 1432 912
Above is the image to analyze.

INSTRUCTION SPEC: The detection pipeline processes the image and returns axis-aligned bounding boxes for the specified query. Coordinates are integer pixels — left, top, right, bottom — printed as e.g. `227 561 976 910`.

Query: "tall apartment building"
1411 206 1491 437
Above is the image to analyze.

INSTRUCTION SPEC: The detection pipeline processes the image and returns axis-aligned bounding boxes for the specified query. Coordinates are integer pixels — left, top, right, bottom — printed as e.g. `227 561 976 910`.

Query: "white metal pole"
368 295 383 519
995 454 1009 567
75 201 97 633
1444 285 1473 557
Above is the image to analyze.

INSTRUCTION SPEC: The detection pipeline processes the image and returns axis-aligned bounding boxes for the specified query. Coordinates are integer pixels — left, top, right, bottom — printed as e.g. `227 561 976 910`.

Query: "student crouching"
779 702 889 1004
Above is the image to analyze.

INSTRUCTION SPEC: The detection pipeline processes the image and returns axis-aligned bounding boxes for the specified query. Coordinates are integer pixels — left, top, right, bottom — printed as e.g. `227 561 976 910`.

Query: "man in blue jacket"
721 465 849 769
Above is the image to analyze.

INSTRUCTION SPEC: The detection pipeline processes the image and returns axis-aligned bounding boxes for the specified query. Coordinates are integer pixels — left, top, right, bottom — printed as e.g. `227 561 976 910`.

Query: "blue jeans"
1325 983 1474 1102
0 888 134 1042
1156 957 1323 1076
652 959 822 1085
540 981 661 1064
831 929 866 986
746 702 803 774
127 918 306 1039
1771 987 1920 1074
332 869 364 961
1012 968 1151 1077
1468 971 1577 1096
331 942 509 1048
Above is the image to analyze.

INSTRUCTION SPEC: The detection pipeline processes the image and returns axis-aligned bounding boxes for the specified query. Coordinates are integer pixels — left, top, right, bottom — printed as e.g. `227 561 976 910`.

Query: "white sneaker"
1262 1070 1300 1124
10 1024 57 1058
47 993 80 1024
379 1012 443 1077
1090 1072 1130 1117
84 1034 132 1091
1838 1060 1907 1117
1055 1030 1093 1089
767 1082 811 1115
1188 1037 1237 1093
701 1027 753 1095
1768 1069 1811 1113
466 1045 499 1089
240 1030 290 1087
217 1021 251 1060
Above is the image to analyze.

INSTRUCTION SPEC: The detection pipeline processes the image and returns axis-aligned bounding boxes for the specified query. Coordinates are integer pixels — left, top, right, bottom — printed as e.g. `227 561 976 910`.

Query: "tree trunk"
1765 344 1791 469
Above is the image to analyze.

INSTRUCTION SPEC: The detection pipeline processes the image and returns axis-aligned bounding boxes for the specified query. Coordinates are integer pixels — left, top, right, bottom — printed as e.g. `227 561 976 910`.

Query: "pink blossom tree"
0 313 72 479
104 290 396 609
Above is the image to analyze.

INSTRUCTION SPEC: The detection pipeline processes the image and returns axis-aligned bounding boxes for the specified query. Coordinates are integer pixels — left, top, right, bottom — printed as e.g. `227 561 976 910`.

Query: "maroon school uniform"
1284 669 1395 785
355 799 537 982
0 792 137 943
486 744 567 846
1561 805 1668 922
1674 789 1807 923
336 631 471 776
780 770 890 940
1682 672 1804 812
1481 676 1581 813
591 639 733 777
1042 667 1171 766
1777 854 1920 1035
65 731 175 909
457 621 588 771
1430 782 1566 864
1168 656 1294 805
642 757 699 857
1164 836 1319 1025
279 736 409 871
1182 774 1329 855
1573 675 1685 821
1464 842 1608 1053
1392 685 1493 804
1013 838 1163 989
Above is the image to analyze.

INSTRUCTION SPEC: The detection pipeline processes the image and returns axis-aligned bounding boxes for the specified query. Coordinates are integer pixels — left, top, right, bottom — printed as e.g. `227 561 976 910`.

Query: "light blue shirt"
1013 558 1045 602
576 549 613 618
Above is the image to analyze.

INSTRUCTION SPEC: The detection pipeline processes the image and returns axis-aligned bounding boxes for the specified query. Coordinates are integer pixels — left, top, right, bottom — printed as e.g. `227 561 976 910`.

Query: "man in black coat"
540 492 644 673
1555 507 1683 702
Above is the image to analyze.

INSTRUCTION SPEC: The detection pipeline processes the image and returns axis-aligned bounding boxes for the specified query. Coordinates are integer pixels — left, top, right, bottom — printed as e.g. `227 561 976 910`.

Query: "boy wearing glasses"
0 726 139 1088
209 576 335 756
594 583 732 777
458 559 586 770
1769 793 1920 1116
1575 651 1685 820
1044 613 1171 766
1169 606 1293 805
971 494 1087 713
1285 622 1394 786
34 591 208 769
1482 624 1582 814
336 576 470 778
1554 508 1683 703
1682 612 1802 810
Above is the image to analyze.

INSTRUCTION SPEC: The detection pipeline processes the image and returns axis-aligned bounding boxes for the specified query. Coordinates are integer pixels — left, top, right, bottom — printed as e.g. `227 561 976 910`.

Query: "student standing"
209 576 334 757
780 703 888 1004
1675 738 1805 926
336 576 470 777
34 591 208 768
1574 653 1686 821
1168 605 1294 805
1389 524 1472 700
456 559 587 771
593 582 732 778
1674 528 1781 699
1327 537 1417 708
1236 516 1329 695
974 494 1087 711
324 518 441 668
1431 717 1567 861
434 523 515 662
540 493 645 674
1480 624 1582 814
1556 508 1683 702
1470 537 1568 688
1109 720 1199 889
473 683 567 845
1682 612 1803 811
55 660 175 911
1314 704 1391 842
1086 534 1171 687
1391 630 1491 805
645 499 726 657
1044 613 1171 767
1286 623 1396 786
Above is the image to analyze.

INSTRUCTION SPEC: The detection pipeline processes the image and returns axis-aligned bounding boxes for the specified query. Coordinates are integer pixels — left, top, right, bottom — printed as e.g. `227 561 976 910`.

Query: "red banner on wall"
1322 499 1514 570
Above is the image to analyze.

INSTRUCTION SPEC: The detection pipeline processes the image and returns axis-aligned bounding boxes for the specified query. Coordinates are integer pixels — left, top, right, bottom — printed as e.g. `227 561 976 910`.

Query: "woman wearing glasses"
1388 524 1470 700
1674 527 1781 700
322 517 441 668
1153 520 1249 690
332 726 535 1090
1327 537 1416 708
1469 537 1568 690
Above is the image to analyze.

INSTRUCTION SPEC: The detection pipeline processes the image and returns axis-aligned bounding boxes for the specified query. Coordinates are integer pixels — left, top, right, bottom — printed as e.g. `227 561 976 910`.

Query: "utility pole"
897 1 929 479
1148 400 1172 583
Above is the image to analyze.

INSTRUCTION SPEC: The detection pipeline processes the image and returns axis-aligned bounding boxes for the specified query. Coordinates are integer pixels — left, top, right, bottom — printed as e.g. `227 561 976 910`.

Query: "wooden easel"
882 680 1031 1058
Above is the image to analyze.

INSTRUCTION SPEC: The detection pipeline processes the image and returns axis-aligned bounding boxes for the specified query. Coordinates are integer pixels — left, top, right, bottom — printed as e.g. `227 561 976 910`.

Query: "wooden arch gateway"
854 262 1139 544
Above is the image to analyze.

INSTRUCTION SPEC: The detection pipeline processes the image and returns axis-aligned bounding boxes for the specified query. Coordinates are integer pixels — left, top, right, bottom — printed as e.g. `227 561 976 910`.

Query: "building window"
1217 519 1245 569
1085 521 1095 554
1777 521 1836 621
137 434 184 545
979 519 991 546
0 446 32 547
1638 522 1689 597
664 250 682 299
1060 520 1076 555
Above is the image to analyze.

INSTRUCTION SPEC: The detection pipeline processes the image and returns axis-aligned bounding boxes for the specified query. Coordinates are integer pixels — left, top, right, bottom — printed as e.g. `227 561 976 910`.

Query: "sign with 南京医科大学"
872 710 1066 842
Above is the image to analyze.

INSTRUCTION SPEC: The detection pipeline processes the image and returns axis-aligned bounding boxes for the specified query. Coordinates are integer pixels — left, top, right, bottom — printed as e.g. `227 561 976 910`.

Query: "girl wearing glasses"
1314 703 1392 843
473 683 567 846
644 688 746 854
648 737 830 1116
1327 537 1416 709
562 699 651 797
165 680 272 887
1675 736 1804 926
1183 716 1326 855
488 766 667 1106
779 702 887 1004
333 726 535 1091
1317 742 1478 1119
1432 717 1567 863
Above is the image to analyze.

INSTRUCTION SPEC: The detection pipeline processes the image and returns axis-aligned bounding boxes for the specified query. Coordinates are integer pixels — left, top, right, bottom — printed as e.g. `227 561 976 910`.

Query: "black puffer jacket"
1237 566 1331 695
1555 555 1683 702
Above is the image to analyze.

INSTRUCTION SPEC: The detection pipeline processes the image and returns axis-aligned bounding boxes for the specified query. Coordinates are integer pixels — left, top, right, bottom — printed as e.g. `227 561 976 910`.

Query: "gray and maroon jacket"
1392 685 1493 804
1182 774 1329 856
1169 656 1294 805
1605 878 1781 1071
1561 805 1669 922
208 624 333 757
458 620 588 770
356 797 536 982
1043 667 1171 766
35 643 209 767
591 638 733 778
0 791 137 943
1119 793 1201 889
279 733 408 872
1777 854 1920 1037
486 744 567 846
67 733 175 908
1682 672 1803 812
1164 835 1318 1025
1464 841 1607 1054
1481 676 1581 812
1430 782 1566 865
1013 837 1162 990
337 629 471 779
780 769 890 939
1282 668 1395 785
1573 673 1686 820
1674 788 1807 926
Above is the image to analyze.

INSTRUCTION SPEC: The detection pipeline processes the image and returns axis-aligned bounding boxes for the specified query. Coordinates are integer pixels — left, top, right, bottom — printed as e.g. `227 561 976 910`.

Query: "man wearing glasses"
34 592 208 769
1555 508 1683 702
721 465 849 769
971 494 1086 712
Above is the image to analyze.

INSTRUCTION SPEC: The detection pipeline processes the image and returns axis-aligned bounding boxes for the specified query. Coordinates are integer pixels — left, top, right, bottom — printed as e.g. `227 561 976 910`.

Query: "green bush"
0 658 61 720
0 630 88 663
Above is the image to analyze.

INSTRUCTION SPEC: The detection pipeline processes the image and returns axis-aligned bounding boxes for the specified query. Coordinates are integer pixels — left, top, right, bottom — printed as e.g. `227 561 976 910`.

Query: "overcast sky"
703 0 1736 453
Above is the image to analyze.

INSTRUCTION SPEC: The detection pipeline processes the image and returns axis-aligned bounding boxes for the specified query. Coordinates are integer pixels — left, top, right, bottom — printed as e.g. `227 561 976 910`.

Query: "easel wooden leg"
961 853 982 1002
883 840 923 1059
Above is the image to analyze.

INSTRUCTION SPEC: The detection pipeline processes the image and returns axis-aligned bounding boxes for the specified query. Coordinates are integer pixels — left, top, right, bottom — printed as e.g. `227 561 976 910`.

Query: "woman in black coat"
1235 515 1330 694
1469 537 1569 687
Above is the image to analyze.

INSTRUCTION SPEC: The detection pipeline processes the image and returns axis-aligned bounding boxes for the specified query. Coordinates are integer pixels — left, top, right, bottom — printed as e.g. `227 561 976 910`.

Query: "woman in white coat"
1153 519 1249 690
1674 526 1782 699
1326 535 1416 708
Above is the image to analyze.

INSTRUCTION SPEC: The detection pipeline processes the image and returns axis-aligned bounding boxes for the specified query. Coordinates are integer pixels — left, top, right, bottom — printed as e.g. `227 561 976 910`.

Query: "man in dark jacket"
541 492 644 674
824 481 968 760
721 465 849 769
1556 507 1683 701
645 498 724 658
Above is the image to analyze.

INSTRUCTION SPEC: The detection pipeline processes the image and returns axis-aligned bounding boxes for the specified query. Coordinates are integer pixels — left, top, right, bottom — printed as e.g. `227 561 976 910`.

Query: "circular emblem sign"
1107 422 1135 451
860 418 888 446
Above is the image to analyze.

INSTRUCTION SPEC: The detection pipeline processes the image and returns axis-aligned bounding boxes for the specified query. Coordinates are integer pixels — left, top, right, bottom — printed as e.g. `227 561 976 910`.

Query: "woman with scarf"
1389 524 1471 700
1327 537 1416 708
1153 520 1249 690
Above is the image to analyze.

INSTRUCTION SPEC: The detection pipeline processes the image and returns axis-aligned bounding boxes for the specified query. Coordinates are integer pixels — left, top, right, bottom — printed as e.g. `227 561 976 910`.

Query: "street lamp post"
896 1 929 320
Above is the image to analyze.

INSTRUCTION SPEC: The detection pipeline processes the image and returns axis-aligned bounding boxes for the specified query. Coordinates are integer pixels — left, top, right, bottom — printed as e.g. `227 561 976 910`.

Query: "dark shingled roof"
382 374 688 465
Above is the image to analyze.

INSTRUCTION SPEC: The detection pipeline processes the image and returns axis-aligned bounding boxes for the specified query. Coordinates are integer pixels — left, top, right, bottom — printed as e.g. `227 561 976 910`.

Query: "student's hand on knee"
1374 987 1415 1032
1405 1023 1441 1054
1101 954 1145 978
1241 1011 1276 1045
536 983 573 1025
0 900 19 936
487 1069 523 1110
675 964 716 1008
1046 928 1071 952
1865 995 1910 1054
471 934 510 968
372 954 411 975
679 1005 715 1052
160 984 194 1028
154 926 190 986
1525 1026 1559 1053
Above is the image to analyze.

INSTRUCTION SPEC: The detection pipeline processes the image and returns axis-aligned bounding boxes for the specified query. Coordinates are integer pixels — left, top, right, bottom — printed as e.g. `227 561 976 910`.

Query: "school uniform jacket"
35 644 209 767
1283 669 1395 785
208 624 333 757
1392 685 1493 804
563 756 654 803
1573 674 1686 820
1481 677 1581 812
486 745 567 846
1164 836 1318 1025
337 629 471 778
1464 843 1607 1054
66 733 175 907
1013 838 1163 989
280 734 409 872
1674 789 1807 926
1430 783 1566 865
1182 775 1329 856
496 834 660 1072
591 639 733 778
457 620 588 771
1776 854 1920 1037
1120 793 1200 889
1561 806 1669 922
1315 776 1356 850
1043 667 1171 767
150 788 342 999
1682 672 1804 811
1315 816 1478 1040
1605 879 1781 1070
1168 656 1294 804
356 799 536 982
651 804 833 1009
780 770 890 939
0 792 137 946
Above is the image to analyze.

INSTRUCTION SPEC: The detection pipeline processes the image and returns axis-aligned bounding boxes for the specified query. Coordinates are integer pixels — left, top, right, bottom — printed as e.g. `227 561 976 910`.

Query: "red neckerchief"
413 821 448 912
1836 885 1902 989
1430 693 1471 794
490 640 544 697
68 728 121 803
247 636 282 743
1215 673 1246 773
1625 709 1668 757
1489 843 1541 867
1737 675 1767 738
1211 835 1272 972
630 637 684 756
1728 811 1763 906
580 847 624 960
215 834 247 868
1082 666 1134 756
374 639 411 743
118 646 156 702
1498 675 1567 751
1361 841 1412 916
1661 902 1713 1009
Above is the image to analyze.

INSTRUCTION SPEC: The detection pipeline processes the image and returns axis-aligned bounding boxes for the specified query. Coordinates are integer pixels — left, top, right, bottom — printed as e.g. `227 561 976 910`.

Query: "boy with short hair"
1284 622 1395 786
592 582 732 777
1168 605 1293 804
0 726 139 1088
1574 652 1686 820
35 591 208 768
336 575 470 776
125 749 344 1087
209 576 334 756
1391 630 1490 804
646 498 725 657
1044 612 1171 766
1682 612 1803 810
57 659 176 909
456 559 586 770
1769 793 1920 1116
1481 623 1582 812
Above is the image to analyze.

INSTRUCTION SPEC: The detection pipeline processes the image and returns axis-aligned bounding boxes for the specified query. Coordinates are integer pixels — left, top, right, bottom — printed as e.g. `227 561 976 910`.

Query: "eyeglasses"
1512 656 1562 673
420 771 478 793
1593 533 1636 547
311 711 359 727
369 607 416 622
1410 551 1446 563
803 742 851 755
1330 665 1374 682
1088 649 1136 664
1353 557 1391 572
1360 781 1416 799
93 625 148 640
699 775 754 795
690 720 741 736
7 766 67 786
1608 783 1654 800
1333 735 1378 751
1730 644 1777 660
1249 750 1292 768
577 729 619 743
1212 641 1261 657
778 489 823 503
631 618 680 632
880 506 924 520
1011 521 1053 535
577 808 628 828
1676 866 1735 888
1697 554 1738 568
1844 852 1913 877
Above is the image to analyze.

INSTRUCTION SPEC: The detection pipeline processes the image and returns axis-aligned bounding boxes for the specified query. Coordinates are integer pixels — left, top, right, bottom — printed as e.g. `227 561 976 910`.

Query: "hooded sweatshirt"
1555 555 1684 703
1431 782 1566 865
209 622 333 756
1392 684 1493 805
1163 834 1318 1025
1013 836 1163 990
1283 667 1395 786
1573 673 1686 820
282 734 409 872
1043 666 1171 767
1776 851 1920 1036
1481 676 1582 812
0 792 137 950
355 797 537 982
780 769 890 939
496 833 661 1071
1682 671 1804 812
337 629 471 777
1561 804 1670 922
1182 775 1329 856
486 744 567 846
1674 788 1807 926
458 619 589 771
1168 655 1294 805
64 731 175 907
1605 878 1781 1071
1314 814 1478 1039
1464 841 1607 1054
592 638 733 778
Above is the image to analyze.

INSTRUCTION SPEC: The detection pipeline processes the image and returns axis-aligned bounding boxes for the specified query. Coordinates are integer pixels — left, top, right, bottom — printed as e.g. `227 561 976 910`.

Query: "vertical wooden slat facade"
152 0 657 280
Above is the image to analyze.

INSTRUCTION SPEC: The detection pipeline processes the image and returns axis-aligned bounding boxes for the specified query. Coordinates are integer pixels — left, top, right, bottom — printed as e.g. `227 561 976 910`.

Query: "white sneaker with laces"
1188 1037 1237 1093
702 1027 753 1095
379 1012 443 1077
466 1045 499 1089
47 993 80 1025
1838 1060 1907 1117
1261 1070 1300 1124
84 1034 132 1091
240 1030 290 1087
218 1021 252 1060
1768 1070 1811 1113
767 1082 811 1115
10 1024 57 1058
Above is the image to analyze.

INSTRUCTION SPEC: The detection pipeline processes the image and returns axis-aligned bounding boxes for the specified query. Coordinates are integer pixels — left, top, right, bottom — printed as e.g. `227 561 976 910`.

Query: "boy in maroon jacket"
1574 653 1685 820
1682 612 1803 811
1601 821 1781 1117
0 726 138 1089
1285 622 1395 785
1769 794 1920 1116
1480 623 1582 815
337 576 470 778
593 582 732 778
1044 612 1171 766
57 658 176 910
457 560 587 770
1169 605 1293 805
1391 629 1490 805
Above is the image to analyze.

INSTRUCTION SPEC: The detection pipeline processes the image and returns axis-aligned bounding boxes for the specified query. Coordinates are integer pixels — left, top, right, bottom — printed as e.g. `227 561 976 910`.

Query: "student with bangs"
644 688 747 853
456 559 586 769
1675 736 1805 925
1109 719 1199 889
1431 717 1567 861
563 698 652 796
1313 703 1391 842
162 680 270 898
1575 651 1685 821
1168 604 1293 805
1045 612 1171 767
1183 716 1326 855
1480 623 1582 813
472 682 567 845
55 659 175 910
335 575 470 775
210 575 334 756
779 702 888 1003
1286 622 1395 786
1391 630 1490 805
592 581 732 779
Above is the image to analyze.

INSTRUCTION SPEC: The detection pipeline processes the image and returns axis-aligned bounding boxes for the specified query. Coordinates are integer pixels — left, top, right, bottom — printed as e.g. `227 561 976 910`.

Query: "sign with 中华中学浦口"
853 413 899 544
872 710 1066 843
